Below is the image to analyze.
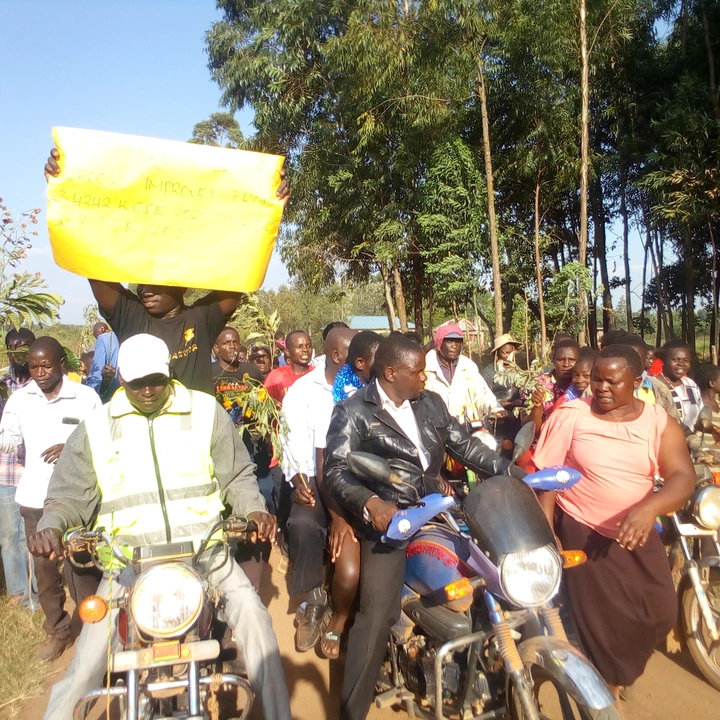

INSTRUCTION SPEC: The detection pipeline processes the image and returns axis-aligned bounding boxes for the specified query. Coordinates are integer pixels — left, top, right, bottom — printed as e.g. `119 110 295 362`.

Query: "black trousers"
286 498 328 598
21 507 102 638
340 538 407 720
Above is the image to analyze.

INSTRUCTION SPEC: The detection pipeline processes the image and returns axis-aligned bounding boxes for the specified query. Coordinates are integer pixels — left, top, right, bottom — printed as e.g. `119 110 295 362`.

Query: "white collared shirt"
280 360 334 480
376 382 430 470
0 377 100 508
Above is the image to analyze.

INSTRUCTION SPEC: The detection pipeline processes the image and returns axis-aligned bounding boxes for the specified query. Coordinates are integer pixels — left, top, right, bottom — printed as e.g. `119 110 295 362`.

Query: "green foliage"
545 262 594 338
204 0 720 351
0 200 64 331
188 111 245 148
79 304 101 353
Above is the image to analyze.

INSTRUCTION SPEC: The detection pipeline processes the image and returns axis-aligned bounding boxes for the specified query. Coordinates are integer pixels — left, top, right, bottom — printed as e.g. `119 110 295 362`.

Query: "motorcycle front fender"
517 636 616 711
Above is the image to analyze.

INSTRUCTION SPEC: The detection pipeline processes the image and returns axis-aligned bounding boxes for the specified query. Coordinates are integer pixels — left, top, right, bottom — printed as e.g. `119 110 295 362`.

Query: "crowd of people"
0 276 713 719
0 141 706 720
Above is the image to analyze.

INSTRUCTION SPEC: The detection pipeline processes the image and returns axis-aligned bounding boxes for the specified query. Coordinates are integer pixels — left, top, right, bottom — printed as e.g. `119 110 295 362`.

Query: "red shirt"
648 358 663 377
264 365 308 404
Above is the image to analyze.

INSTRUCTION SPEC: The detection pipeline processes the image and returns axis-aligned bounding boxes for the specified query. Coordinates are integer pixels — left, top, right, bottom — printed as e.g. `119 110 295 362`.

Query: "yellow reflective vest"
86 381 225 558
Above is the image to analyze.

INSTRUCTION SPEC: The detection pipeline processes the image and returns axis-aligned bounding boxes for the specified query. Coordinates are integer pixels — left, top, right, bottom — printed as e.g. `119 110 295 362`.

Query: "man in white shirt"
280 326 355 651
0 337 100 661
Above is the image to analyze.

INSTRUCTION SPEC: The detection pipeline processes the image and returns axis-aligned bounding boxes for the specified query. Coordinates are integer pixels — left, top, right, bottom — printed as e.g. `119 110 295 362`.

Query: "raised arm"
88 280 127 316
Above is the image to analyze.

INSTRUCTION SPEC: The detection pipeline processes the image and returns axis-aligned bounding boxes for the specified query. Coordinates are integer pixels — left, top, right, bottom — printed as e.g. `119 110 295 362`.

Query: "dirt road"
23 546 719 719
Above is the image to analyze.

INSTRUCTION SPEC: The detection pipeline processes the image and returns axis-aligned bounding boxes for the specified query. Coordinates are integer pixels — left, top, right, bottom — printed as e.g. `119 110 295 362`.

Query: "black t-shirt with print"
102 291 227 394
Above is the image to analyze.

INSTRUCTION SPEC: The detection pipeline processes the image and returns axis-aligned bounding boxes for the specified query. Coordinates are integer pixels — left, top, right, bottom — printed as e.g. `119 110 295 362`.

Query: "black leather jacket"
324 380 512 521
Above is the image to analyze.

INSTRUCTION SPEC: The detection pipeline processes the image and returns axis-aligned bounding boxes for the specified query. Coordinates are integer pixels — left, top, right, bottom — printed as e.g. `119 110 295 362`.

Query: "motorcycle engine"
398 641 462 701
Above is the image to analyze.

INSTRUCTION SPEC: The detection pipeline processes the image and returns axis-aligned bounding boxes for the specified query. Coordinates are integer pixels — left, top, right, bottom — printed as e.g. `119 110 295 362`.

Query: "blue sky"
0 0 289 324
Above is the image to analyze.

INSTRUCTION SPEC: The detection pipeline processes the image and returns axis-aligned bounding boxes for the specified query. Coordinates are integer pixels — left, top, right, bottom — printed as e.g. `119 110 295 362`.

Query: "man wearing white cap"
29 334 291 720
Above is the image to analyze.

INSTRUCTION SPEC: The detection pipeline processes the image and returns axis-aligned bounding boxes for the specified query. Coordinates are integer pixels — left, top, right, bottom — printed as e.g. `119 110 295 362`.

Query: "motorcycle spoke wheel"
509 667 620 720
682 576 720 691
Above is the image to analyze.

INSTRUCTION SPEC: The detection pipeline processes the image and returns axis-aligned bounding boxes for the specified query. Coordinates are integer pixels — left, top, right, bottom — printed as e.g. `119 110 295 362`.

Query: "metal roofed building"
347 316 416 333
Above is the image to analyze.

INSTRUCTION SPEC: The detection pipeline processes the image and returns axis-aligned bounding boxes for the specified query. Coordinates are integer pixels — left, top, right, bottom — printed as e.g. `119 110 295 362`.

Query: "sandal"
319 628 341 660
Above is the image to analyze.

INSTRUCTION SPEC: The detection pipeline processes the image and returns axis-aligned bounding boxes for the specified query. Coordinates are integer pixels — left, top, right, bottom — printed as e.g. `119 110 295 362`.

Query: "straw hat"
491 333 523 354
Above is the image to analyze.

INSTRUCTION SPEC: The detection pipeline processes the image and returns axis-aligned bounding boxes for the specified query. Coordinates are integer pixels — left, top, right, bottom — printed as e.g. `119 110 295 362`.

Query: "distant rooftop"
348 315 416 331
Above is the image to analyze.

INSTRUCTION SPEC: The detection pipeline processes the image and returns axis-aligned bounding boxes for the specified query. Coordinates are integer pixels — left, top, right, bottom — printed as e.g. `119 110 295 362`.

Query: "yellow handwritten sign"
47 127 285 291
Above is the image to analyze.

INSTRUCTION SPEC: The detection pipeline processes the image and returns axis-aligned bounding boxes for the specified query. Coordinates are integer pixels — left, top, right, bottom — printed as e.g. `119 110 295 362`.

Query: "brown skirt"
555 507 677 687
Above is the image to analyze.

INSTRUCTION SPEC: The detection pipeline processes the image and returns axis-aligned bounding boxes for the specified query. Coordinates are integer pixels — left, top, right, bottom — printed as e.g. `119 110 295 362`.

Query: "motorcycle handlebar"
65 517 258 570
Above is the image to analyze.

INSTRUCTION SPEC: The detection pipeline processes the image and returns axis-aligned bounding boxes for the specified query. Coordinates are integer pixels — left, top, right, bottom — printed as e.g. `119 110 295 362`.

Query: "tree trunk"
413 256 424 339
654 231 675 339
620 165 633 332
640 232 649 341
589 247 599 348
578 0 590 345
392 261 408 331
647 237 667 344
379 264 397 331
709 220 719 356
590 176 614 332
477 57 503 337
701 0 720 121
534 180 548 355
428 283 435 343
503 292 515 336
683 229 696 352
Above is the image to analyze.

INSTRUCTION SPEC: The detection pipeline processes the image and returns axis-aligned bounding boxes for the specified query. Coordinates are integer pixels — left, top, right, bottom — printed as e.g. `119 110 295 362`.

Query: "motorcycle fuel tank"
404 525 475 612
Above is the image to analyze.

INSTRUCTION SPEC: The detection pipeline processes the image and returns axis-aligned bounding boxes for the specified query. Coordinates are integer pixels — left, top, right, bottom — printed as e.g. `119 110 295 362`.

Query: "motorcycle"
347 424 620 720
661 405 720 691
66 516 257 720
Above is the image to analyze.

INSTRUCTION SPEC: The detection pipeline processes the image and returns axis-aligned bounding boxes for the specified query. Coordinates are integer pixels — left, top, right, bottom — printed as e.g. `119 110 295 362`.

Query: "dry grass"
0 597 52 719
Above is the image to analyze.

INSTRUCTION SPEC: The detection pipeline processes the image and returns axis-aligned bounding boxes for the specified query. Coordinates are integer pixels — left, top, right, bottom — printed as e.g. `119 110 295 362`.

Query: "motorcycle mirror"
698 406 714 432
347 451 402 484
512 422 535 463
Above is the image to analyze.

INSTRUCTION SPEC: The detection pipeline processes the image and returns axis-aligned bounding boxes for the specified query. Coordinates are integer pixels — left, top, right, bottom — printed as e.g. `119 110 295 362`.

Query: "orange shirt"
534 398 667 538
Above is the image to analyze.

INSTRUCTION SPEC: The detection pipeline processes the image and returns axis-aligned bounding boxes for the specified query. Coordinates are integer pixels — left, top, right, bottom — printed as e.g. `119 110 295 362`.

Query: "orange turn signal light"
562 550 587 569
78 595 108 624
444 577 474 601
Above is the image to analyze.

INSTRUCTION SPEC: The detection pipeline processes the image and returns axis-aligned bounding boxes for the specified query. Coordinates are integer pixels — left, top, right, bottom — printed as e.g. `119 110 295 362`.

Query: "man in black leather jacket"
324 335 518 720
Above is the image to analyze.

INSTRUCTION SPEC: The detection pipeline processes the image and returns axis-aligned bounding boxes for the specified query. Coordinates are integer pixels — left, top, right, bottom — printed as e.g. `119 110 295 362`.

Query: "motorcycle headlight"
693 485 720 530
499 544 562 607
130 563 204 638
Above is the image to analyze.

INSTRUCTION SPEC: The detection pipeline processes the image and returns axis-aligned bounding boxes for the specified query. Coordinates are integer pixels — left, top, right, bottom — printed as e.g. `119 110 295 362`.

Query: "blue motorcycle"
346 426 619 720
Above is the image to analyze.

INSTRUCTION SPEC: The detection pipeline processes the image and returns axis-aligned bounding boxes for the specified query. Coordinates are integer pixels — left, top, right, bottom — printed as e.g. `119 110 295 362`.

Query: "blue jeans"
0 484 31 600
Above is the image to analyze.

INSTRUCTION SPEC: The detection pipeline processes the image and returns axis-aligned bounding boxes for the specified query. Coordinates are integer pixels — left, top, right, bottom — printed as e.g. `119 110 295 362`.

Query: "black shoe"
295 602 327 652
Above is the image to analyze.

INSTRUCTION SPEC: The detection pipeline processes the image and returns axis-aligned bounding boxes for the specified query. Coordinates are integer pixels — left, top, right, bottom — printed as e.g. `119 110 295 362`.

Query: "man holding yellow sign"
44 129 288 395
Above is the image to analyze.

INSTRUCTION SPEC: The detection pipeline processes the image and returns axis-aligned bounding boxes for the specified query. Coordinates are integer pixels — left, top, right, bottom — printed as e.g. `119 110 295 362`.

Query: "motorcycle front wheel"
508 666 621 720
681 571 720 691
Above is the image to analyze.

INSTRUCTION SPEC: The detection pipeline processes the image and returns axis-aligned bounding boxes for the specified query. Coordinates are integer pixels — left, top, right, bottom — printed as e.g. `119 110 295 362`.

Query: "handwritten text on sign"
47 127 285 292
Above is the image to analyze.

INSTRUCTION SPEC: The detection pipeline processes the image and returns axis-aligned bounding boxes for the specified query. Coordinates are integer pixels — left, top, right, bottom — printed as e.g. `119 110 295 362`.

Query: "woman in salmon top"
533 344 694 704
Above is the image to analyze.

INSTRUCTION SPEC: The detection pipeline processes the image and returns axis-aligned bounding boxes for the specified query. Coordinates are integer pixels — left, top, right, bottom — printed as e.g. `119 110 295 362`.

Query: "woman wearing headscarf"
533 345 695 703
